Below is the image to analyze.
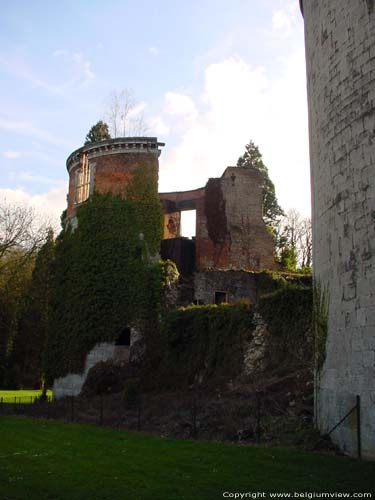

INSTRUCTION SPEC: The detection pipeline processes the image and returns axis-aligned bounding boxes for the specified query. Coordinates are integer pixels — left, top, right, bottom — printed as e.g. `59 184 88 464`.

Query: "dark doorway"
115 327 131 346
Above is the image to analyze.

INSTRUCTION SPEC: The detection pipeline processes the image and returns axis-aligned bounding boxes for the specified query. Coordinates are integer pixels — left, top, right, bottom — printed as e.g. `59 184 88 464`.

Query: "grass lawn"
0 418 374 500
0 390 52 404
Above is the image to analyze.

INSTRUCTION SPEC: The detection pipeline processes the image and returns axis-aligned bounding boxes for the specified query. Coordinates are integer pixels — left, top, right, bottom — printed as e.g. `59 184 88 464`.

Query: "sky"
0 0 310 232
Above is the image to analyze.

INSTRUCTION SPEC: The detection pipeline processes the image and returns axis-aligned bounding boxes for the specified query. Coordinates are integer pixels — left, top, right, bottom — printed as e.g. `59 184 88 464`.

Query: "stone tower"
66 137 164 220
301 1 375 458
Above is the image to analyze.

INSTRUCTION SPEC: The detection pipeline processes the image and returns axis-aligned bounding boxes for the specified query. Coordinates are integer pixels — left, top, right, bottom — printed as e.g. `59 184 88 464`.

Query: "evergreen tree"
236 141 284 229
84 121 111 144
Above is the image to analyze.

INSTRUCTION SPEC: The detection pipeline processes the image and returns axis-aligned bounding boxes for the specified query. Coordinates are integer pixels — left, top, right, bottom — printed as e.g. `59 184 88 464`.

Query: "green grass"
0 390 53 404
0 417 374 500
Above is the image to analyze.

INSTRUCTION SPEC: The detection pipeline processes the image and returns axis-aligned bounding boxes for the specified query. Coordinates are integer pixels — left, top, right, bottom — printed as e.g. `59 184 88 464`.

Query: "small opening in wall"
215 291 228 305
180 209 196 238
115 327 131 346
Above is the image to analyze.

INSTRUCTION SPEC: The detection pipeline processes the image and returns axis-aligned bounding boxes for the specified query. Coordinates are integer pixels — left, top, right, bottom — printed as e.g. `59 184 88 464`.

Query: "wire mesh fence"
0 387 314 446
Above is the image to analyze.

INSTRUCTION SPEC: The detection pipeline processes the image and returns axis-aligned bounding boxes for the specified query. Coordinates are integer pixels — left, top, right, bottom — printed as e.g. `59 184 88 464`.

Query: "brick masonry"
302 0 375 458
66 138 163 218
160 167 276 272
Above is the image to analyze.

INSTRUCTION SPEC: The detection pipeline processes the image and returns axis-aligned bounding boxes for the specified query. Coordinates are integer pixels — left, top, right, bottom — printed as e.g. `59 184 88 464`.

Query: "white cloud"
71 52 95 80
0 54 63 95
128 101 146 118
158 50 310 216
164 92 198 121
272 1 299 33
0 184 67 231
148 116 170 137
149 47 159 56
3 151 21 159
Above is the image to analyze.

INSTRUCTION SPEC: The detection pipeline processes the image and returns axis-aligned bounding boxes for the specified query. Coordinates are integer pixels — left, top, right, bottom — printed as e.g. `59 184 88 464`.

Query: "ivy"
258 284 313 373
45 174 164 383
159 303 254 388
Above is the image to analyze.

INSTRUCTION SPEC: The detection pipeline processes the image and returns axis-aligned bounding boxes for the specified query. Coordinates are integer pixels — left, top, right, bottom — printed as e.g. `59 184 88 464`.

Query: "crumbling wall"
160 167 276 273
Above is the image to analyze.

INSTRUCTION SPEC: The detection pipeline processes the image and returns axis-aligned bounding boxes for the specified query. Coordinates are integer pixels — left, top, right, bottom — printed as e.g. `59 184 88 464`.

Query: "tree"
0 202 48 273
236 141 284 229
276 209 312 272
0 201 50 386
84 120 111 144
11 230 55 388
106 89 148 138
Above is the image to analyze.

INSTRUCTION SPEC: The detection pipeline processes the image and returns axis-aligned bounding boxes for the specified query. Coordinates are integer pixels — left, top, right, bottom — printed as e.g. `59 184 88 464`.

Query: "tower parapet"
66 137 164 218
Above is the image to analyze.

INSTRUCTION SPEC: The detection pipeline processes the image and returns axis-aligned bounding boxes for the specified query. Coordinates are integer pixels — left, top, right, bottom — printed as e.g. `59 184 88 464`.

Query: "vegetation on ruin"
259 285 313 363
156 274 313 389
1 417 374 499
160 303 254 388
45 167 164 383
84 120 111 144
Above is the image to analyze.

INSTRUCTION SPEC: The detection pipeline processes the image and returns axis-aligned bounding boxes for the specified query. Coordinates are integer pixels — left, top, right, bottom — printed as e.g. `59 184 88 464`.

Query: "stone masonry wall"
302 0 375 458
194 270 258 305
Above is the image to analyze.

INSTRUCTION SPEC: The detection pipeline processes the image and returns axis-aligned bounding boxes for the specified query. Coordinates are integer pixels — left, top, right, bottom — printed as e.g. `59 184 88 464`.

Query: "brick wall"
66 139 163 217
160 168 276 272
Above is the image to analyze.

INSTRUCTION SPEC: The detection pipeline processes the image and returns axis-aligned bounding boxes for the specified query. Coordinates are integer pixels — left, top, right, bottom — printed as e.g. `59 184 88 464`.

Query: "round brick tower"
301 1 375 458
66 137 164 219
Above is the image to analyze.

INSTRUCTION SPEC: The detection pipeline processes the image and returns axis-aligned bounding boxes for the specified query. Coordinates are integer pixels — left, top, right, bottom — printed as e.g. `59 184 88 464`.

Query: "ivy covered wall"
45 164 164 383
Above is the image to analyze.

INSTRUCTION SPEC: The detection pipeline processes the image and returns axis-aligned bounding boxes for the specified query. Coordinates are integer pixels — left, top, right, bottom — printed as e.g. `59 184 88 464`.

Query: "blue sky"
0 0 309 228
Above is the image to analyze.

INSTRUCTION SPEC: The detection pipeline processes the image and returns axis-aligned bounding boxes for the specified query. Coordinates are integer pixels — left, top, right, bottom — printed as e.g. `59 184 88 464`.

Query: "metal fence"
0 389 286 444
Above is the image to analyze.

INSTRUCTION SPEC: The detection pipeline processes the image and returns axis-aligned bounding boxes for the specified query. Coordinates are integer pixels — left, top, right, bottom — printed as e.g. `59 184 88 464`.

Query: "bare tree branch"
105 89 148 138
0 201 50 276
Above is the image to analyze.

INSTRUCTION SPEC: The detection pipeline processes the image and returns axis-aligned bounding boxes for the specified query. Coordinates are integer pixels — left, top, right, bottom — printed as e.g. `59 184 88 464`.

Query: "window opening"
75 155 90 204
215 291 228 305
180 209 196 238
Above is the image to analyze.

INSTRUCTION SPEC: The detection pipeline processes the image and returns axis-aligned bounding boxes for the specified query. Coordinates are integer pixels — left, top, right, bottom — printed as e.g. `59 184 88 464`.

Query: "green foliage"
0 250 34 388
236 140 284 229
84 120 111 144
45 186 164 383
280 245 297 272
159 303 254 388
313 279 329 372
11 231 55 389
258 285 313 371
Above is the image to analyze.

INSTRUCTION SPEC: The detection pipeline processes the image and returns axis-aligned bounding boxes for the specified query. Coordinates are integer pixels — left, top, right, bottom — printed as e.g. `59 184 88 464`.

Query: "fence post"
356 395 361 460
191 396 197 439
99 394 103 426
256 390 262 444
0 397 3 414
137 397 142 431
70 396 74 422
